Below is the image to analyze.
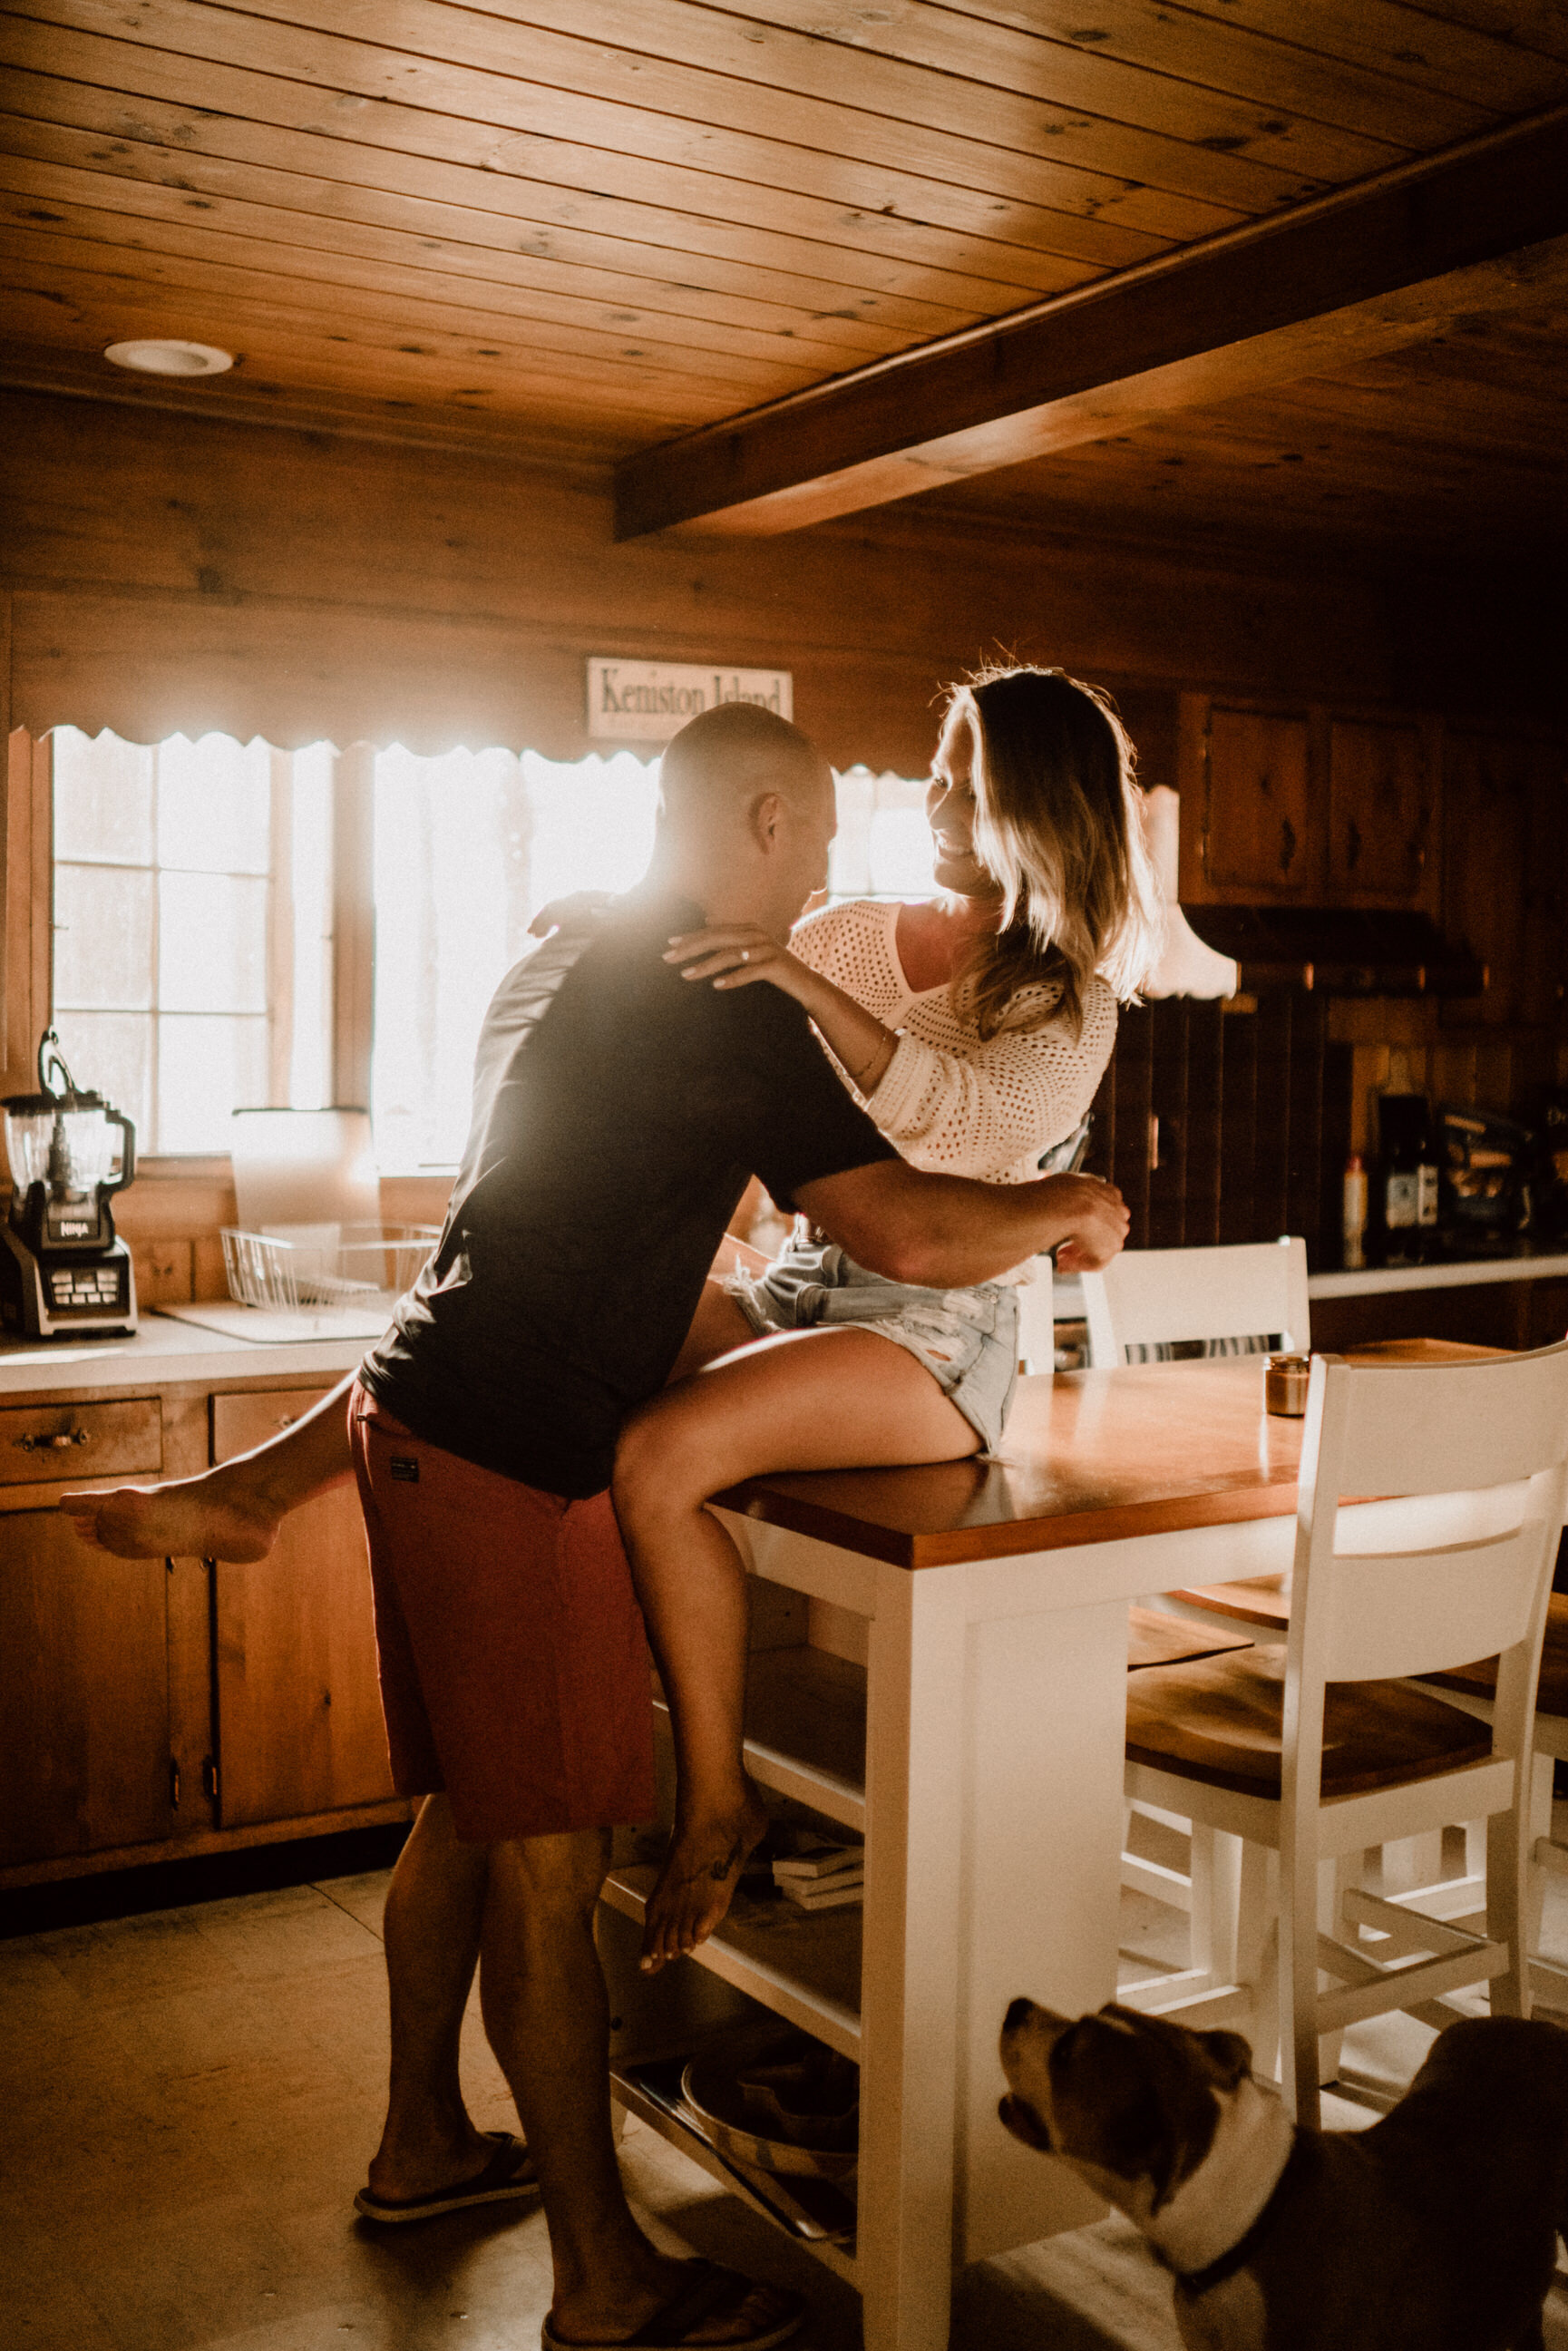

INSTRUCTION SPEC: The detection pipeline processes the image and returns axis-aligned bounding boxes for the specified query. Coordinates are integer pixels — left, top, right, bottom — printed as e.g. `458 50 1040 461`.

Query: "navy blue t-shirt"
359 887 898 1496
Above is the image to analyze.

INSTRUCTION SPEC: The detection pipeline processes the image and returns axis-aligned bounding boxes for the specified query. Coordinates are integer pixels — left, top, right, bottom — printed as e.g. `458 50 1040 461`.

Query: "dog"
998 1998 1568 2350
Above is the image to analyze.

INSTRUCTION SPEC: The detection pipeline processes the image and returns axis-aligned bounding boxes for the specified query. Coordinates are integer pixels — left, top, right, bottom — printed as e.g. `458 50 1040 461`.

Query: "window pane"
157 1016 270 1156
54 863 154 1010
52 727 155 865
48 1012 152 1147
371 746 661 1171
157 735 272 874
159 872 269 1013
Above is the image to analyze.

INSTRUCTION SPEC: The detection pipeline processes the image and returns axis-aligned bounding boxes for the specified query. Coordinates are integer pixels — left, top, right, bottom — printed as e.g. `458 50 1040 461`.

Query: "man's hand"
1044 1174 1129 1273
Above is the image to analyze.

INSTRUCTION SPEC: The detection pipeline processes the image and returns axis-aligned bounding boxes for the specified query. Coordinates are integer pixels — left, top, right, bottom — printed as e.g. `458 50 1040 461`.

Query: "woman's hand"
664 925 820 1008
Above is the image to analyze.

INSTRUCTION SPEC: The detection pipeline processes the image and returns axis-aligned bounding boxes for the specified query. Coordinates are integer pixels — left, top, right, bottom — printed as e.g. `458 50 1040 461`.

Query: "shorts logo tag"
390 1456 420 1482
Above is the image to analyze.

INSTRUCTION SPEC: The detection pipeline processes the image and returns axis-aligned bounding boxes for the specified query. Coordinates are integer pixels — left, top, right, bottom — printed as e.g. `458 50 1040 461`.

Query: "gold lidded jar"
1265 1352 1312 1418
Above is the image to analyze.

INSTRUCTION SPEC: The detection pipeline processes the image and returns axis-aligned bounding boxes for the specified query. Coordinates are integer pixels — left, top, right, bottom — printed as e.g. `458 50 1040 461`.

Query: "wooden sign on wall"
586 658 794 744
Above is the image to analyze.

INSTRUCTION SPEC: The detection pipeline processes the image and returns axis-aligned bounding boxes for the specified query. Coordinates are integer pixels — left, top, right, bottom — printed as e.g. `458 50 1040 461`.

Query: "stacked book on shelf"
772 1835 863 1912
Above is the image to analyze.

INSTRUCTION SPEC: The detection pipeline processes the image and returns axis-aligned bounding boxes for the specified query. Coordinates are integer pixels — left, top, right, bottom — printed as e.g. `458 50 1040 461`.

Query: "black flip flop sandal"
540 2259 805 2351
354 2131 540 2224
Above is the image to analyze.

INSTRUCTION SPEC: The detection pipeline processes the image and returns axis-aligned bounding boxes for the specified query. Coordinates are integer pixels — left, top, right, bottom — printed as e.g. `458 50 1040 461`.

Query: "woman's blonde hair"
938 665 1162 1041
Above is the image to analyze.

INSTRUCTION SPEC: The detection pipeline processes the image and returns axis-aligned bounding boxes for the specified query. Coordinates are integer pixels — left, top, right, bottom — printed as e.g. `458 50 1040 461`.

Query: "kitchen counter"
0 1310 370 1397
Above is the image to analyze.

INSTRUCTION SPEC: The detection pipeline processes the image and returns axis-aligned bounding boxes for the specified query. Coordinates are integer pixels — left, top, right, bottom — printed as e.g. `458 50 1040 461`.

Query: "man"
66 703 1127 2349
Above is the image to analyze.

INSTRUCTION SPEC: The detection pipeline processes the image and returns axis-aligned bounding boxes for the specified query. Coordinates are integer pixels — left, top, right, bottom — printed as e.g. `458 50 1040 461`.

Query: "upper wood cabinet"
1178 697 1437 912
1442 731 1568 1030
1327 719 1433 905
1196 705 1318 898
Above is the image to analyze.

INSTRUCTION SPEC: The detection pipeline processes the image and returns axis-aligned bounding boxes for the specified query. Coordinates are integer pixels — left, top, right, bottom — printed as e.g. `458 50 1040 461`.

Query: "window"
50 730 934 1169
51 728 333 1156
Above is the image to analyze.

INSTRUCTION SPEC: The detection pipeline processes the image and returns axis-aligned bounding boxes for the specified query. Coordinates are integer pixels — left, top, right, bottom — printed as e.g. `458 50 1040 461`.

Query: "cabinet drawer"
0 1397 162 1486
212 1386 333 1465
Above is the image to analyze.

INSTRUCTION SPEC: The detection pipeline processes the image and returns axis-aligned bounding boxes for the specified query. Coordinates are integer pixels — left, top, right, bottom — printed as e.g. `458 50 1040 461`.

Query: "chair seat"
1125 1647 1493 1800
1162 1572 1290 1631
1127 1606 1253 1672
1420 1591 1568 1720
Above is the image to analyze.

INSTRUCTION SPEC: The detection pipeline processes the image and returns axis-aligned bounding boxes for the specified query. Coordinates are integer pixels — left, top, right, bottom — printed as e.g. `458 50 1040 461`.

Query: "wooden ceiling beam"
614 110 1568 541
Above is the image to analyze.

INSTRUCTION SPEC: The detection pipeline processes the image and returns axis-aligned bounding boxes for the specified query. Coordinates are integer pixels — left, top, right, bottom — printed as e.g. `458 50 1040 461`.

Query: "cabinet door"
1196 705 1319 899
1443 733 1566 1028
1328 720 1431 903
211 1388 395 1828
0 1511 172 1867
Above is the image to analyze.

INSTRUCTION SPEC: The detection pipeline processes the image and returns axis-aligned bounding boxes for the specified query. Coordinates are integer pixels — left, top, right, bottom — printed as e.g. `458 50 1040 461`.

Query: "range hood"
1181 904 1486 997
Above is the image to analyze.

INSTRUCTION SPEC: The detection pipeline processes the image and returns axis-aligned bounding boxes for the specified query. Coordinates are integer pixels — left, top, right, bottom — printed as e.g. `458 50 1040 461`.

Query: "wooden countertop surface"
719 1341 1503 1570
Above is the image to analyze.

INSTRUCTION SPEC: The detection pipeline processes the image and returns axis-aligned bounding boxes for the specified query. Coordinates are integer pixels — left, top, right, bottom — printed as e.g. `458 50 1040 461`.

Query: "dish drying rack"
222 1224 439 1314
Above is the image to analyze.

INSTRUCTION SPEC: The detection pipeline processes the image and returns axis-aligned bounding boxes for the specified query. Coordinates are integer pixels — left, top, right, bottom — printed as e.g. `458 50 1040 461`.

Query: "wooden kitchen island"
601 1359 1306 2351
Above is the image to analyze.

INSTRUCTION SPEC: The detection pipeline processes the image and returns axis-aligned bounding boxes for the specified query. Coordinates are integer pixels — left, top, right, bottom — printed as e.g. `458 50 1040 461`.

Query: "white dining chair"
1081 1241 1310 1920
1119 1341 1568 2124
1081 1235 1310 1370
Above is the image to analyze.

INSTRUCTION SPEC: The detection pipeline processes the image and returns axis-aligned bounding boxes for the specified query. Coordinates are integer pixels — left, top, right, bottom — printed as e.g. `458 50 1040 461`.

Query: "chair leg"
1280 1838 1322 2129
1315 1854 1358 2086
1376 1831 1444 1897
1486 1761 1544 2021
1189 1827 1242 1988
1233 1842 1278 2081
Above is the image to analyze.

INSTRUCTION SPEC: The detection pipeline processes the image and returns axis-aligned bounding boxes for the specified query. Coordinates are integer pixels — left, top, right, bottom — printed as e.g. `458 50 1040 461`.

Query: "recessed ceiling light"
103 339 235 377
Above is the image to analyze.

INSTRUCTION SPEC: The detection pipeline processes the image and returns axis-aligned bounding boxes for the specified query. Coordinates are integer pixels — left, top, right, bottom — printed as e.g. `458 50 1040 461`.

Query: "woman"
615 665 1160 1970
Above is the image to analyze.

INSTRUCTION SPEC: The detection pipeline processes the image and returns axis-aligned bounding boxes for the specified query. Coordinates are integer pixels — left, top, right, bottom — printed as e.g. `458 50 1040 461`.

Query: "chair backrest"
1080 1238 1310 1370
1016 1259 1054 1376
1289 1342 1568 1725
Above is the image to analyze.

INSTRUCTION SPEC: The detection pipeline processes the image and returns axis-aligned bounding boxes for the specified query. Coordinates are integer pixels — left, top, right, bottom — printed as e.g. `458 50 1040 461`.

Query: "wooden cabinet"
210 1384 394 1828
0 1510 174 1868
0 1361 408 1890
1327 719 1432 904
1183 701 1318 901
1180 697 1438 912
1442 731 1567 1029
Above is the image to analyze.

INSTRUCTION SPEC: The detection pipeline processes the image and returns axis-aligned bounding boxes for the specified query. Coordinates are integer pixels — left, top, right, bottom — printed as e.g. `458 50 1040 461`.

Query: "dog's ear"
1196 2030 1254 2092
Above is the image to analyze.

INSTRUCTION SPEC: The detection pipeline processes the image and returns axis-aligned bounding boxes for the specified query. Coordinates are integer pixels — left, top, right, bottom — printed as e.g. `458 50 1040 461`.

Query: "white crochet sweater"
792 898 1118 1188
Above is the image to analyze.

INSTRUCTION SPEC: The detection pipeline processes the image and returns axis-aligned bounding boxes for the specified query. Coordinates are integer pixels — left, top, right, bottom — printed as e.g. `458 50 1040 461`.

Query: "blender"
1 1030 137 1338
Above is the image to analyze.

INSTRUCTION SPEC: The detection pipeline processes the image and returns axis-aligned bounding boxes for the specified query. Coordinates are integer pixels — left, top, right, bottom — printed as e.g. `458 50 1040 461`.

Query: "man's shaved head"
649 702 837 936
659 702 828 829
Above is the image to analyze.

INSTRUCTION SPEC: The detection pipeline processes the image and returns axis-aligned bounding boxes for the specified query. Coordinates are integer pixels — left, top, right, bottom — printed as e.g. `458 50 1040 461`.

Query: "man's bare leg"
482 1826 796 2346
613 1324 979 1972
59 1371 358 1560
365 1794 500 2200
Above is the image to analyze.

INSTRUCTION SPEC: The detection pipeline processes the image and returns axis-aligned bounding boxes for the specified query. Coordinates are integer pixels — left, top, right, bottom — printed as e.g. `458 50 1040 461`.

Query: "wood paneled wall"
4 387 1564 1292
3 387 1534 776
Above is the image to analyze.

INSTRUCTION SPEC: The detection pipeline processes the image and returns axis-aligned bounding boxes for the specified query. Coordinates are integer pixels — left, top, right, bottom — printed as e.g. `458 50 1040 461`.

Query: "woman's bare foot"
639 1782 771 1975
59 1468 282 1562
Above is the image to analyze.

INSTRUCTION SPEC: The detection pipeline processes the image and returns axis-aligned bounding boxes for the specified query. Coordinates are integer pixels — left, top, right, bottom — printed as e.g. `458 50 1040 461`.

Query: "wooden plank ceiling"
2 0 1567 546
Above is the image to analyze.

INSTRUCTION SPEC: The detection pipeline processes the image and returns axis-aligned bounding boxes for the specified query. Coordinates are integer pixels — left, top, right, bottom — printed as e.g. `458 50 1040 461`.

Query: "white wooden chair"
1120 1342 1568 2124
1081 1241 1309 1922
1082 1235 1310 1371
1016 1256 1054 1376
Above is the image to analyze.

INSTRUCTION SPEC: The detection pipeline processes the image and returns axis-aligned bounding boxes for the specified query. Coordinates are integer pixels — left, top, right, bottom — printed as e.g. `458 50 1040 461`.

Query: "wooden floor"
5 1847 1568 2351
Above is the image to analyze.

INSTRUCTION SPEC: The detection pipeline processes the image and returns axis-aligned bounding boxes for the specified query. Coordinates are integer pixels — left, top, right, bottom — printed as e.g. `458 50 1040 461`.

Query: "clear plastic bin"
222 1223 439 1314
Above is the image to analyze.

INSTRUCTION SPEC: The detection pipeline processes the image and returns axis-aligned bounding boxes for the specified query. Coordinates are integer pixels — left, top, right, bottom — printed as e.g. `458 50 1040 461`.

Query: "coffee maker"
0 1030 137 1338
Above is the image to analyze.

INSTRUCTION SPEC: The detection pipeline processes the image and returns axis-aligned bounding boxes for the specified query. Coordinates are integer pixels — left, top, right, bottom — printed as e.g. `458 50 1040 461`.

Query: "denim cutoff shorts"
726 1235 1020 1453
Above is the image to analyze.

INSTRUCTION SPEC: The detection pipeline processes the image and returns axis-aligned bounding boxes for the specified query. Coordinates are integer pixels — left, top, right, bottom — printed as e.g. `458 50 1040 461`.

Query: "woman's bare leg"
58 1371 358 1560
613 1325 980 1970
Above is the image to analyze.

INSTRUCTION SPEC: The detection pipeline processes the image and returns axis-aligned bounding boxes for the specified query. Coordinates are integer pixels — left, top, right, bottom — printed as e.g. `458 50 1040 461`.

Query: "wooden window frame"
4 727 378 1163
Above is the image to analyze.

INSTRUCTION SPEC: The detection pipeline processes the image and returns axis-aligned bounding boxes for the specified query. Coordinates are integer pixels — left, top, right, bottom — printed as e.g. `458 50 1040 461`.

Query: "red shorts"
349 1380 655 1843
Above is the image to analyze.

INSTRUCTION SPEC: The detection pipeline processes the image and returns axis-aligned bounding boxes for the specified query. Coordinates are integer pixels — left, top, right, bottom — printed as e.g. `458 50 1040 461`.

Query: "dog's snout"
1004 1996 1037 2035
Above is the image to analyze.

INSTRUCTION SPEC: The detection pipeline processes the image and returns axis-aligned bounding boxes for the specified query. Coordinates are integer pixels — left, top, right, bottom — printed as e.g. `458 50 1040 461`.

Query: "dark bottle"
1377 1093 1439 1264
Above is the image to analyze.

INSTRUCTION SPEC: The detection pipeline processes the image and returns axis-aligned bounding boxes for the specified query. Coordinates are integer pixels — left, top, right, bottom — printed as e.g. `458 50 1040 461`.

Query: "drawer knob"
15 1429 91 1453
